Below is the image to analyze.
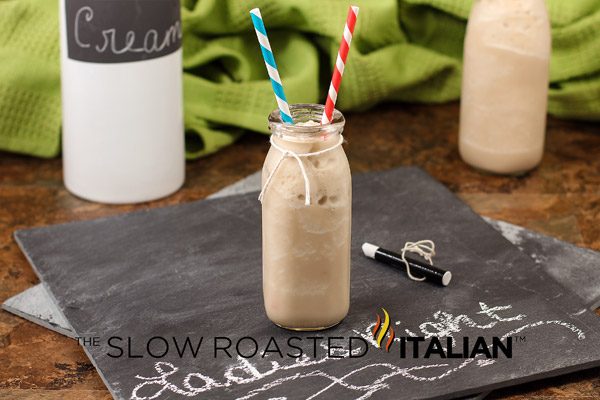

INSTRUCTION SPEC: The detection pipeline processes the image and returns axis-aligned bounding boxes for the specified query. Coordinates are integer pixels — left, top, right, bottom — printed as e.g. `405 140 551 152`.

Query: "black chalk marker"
362 243 452 287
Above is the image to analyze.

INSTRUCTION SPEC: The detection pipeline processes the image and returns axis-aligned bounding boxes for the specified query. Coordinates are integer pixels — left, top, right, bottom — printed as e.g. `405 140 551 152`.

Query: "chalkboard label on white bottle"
65 0 182 63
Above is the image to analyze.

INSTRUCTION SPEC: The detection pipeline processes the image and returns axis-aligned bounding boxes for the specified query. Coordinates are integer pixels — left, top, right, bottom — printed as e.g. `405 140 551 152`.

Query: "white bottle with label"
459 0 551 175
59 0 185 203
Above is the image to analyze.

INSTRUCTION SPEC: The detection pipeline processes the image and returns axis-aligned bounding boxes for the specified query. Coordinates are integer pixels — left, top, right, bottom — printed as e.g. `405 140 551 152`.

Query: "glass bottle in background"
459 0 551 175
261 104 351 330
59 0 185 203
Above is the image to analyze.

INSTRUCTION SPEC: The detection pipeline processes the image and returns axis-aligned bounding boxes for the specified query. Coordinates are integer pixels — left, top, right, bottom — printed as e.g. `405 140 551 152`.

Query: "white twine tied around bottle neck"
258 134 344 206
401 240 436 281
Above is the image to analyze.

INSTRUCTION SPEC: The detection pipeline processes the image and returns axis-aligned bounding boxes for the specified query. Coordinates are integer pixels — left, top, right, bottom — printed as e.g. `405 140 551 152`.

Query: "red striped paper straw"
321 5 359 124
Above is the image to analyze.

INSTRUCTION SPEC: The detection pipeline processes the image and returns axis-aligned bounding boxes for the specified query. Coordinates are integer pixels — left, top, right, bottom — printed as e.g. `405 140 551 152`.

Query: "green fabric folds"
0 0 599 159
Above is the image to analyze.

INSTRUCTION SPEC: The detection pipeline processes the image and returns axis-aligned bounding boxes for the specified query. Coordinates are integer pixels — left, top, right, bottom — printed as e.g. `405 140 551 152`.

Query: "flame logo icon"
372 308 395 352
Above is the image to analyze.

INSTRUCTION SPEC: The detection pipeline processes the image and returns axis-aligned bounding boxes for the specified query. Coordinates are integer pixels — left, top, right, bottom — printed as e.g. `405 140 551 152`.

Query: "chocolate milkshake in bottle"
260 104 351 330
459 0 551 174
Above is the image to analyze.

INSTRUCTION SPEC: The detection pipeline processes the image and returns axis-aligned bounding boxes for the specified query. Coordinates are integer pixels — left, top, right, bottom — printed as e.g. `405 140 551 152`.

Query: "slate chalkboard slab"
8 173 597 400
14 167 600 400
5 172 600 340
2 284 74 337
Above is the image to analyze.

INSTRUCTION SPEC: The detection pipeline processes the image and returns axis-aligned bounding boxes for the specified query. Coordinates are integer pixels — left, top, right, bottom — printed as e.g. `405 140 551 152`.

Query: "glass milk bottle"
459 0 551 174
59 0 185 203
260 104 351 330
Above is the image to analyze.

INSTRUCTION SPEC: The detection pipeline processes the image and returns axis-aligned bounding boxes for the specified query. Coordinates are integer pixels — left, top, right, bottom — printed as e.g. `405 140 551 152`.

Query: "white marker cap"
442 271 452 287
362 242 379 259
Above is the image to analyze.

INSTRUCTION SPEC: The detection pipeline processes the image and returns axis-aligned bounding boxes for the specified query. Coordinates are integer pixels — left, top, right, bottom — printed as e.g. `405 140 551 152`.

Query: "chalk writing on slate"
130 301 586 399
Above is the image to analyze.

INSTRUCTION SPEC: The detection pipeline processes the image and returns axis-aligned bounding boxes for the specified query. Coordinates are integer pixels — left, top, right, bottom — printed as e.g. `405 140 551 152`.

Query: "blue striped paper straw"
250 8 294 124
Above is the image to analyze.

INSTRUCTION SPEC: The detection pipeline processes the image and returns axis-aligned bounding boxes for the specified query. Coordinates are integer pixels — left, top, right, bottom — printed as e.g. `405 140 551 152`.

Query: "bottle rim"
268 104 345 141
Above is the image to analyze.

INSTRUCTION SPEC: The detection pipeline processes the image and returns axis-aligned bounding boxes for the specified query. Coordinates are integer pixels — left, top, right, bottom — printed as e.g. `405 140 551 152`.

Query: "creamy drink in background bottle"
459 0 551 174
261 104 351 330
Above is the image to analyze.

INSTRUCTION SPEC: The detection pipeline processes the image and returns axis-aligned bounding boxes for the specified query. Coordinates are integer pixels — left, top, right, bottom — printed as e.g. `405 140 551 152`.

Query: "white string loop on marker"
258 135 344 206
401 240 436 282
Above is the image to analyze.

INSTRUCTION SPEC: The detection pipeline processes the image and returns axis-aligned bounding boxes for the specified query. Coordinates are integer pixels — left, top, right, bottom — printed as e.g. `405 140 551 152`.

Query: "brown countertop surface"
0 102 598 399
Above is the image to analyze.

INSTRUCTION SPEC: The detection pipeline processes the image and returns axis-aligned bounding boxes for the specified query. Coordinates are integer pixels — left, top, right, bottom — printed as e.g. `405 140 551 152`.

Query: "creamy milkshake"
459 0 551 174
261 104 351 330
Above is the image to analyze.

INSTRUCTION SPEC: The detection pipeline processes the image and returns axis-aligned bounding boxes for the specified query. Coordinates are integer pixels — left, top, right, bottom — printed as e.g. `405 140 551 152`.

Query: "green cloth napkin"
1 0 599 159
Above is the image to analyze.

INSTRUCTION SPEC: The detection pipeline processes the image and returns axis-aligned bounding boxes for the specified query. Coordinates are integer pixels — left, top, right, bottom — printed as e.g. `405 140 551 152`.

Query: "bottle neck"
271 130 342 153
268 103 345 151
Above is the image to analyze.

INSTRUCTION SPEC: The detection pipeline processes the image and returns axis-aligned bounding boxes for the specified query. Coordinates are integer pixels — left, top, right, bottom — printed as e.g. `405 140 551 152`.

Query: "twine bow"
401 240 436 281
